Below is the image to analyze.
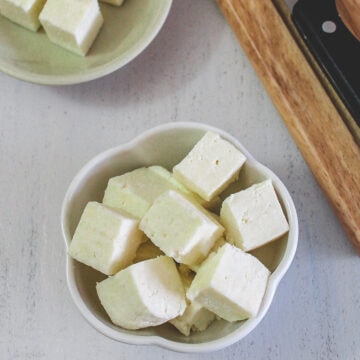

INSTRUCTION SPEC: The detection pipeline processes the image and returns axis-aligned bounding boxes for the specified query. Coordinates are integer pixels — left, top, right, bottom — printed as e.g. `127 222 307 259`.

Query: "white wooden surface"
1 1 359 359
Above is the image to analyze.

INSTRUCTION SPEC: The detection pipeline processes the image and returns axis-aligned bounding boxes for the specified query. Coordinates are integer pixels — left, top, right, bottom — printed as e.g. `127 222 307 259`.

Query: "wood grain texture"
275 0 360 147
336 0 360 41
217 0 360 254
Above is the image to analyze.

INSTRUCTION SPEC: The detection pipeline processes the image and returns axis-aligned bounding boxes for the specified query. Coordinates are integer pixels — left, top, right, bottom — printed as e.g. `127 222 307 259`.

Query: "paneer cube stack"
68 131 290 336
0 0 128 56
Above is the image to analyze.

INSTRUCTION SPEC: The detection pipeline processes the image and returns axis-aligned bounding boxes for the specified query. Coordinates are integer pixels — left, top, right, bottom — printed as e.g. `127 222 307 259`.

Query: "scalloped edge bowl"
61 122 298 352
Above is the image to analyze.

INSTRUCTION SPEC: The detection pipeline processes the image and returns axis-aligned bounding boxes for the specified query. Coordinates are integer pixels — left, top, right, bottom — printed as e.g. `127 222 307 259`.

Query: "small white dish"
61 122 298 352
0 0 172 85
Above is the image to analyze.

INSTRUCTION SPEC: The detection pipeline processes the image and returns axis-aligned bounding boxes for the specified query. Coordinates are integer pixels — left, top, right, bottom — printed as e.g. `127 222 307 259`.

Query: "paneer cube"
96 256 186 330
0 0 46 31
220 179 289 251
173 132 246 201
68 202 143 275
187 243 270 321
139 190 224 267
39 0 103 56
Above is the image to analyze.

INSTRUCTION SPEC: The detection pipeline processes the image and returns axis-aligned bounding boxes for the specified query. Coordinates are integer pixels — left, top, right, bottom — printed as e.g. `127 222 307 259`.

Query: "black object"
292 0 360 126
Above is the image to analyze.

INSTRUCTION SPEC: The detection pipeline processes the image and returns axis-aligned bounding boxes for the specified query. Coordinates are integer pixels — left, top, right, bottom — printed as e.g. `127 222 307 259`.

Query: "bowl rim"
61 121 299 352
0 0 172 85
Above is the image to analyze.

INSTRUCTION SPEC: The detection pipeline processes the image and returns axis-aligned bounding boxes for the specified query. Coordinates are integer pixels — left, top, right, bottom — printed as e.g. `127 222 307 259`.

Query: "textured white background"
1 1 359 359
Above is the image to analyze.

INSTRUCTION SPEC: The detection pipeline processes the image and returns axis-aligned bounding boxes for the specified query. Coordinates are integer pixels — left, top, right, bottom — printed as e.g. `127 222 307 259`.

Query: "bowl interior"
62 124 297 348
0 0 172 84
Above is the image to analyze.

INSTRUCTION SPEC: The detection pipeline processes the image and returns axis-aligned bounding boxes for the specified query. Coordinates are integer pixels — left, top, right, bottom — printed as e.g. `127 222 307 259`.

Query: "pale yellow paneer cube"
173 132 246 201
139 190 224 267
0 0 46 31
68 201 143 275
220 179 289 251
39 0 103 56
96 256 186 330
187 243 270 322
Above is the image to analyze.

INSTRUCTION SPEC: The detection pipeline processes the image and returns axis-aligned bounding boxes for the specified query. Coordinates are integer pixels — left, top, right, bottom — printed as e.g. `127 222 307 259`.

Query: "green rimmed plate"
0 0 172 85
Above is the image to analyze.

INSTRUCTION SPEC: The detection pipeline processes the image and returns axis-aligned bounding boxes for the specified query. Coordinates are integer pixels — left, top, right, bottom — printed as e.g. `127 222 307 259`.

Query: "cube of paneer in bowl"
96 256 187 330
68 201 143 275
139 190 224 267
187 243 270 322
220 179 289 251
173 132 246 201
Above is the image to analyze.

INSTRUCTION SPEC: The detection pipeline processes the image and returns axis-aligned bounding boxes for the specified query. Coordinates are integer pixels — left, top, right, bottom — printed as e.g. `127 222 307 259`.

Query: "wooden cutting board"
216 0 360 254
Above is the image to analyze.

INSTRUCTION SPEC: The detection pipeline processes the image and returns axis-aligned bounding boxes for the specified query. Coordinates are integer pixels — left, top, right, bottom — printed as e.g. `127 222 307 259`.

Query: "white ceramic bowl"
0 0 172 85
61 122 298 352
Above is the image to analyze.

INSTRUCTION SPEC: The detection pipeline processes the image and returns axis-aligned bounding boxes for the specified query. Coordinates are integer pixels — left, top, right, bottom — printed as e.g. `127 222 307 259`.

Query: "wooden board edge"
273 0 360 146
217 0 360 254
